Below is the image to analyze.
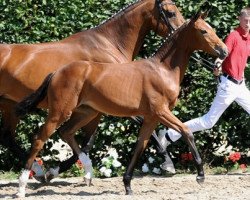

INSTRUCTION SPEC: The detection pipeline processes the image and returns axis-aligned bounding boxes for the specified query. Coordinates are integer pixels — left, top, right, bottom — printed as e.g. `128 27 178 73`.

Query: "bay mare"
0 0 184 175
16 11 228 197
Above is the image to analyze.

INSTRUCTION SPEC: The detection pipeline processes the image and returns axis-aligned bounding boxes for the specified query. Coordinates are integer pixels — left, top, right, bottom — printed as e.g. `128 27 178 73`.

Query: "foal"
16 11 228 196
0 0 184 178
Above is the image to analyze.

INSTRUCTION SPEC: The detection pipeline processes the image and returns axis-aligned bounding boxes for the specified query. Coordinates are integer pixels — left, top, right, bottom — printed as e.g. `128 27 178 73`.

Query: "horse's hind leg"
58 106 99 185
45 109 100 183
0 98 27 164
123 117 158 195
79 113 102 153
17 110 67 197
49 113 102 178
157 108 204 182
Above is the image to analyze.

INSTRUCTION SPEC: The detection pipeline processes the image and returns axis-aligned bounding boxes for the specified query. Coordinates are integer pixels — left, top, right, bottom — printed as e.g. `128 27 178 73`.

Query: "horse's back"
50 60 147 116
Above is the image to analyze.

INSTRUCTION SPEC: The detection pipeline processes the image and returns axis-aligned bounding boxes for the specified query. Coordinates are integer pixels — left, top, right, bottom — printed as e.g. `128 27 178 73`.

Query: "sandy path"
0 174 250 199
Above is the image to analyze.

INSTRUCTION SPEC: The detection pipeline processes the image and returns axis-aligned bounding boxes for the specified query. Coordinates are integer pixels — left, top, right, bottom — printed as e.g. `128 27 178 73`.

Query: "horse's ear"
193 1 210 21
193 11 201 21
201 8 210 19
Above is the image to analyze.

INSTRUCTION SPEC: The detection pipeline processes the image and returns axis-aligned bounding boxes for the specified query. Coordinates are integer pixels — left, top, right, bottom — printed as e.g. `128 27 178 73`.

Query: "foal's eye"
200 29 207 34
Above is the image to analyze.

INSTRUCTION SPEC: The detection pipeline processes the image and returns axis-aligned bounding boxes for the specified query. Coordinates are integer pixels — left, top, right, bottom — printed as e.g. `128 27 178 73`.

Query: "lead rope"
190 55 220 84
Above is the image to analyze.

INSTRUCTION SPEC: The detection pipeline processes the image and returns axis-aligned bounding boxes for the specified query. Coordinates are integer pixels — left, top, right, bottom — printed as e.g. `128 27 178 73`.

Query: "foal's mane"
152 19 190 61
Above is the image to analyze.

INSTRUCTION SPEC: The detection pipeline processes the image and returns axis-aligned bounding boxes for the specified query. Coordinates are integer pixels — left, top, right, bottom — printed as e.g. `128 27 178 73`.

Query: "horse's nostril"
215 46 228 60
223 49 228 57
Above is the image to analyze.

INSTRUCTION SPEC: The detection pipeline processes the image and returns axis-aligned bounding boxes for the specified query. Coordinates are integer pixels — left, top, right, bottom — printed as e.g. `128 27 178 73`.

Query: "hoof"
15 192 25 198
125 189 133 195
196 175 205 184
84 177 92 186
160 162 176 174
34 175 46 183
45 173 54 183
45 167 59 183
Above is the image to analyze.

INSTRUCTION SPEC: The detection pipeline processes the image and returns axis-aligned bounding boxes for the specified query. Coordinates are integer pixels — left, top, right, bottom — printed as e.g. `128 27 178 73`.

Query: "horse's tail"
15 73 54 117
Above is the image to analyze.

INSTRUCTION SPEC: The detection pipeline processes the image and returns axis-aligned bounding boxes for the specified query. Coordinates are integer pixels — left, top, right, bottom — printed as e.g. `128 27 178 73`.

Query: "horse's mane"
152 19 190 61
92 0 142 29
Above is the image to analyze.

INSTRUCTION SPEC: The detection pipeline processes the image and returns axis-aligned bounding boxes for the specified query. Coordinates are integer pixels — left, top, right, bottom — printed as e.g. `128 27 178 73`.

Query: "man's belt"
222 73 243 85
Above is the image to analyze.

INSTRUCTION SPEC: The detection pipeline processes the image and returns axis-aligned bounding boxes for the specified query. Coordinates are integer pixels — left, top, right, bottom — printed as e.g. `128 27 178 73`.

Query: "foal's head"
187 11 228 59
151 0 185 35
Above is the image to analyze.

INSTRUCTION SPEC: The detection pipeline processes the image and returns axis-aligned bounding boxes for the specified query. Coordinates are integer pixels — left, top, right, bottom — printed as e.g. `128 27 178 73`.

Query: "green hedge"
0 0 250 175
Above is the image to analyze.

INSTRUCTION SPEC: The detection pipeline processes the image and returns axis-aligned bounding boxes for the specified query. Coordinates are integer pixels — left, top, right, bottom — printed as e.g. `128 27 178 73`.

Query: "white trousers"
168 75 250 142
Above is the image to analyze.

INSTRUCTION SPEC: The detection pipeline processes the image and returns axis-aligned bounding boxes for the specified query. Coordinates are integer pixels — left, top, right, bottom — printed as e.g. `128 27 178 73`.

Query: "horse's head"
188 10 228 59
152 0 185 36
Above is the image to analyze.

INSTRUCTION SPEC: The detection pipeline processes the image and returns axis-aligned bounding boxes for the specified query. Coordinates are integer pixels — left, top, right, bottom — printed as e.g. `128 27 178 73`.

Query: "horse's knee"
182 130 194 142
187 132 194 140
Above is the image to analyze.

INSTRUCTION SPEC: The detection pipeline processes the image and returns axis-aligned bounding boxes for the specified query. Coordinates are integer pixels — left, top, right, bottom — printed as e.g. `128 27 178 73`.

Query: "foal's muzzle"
215 45 228 60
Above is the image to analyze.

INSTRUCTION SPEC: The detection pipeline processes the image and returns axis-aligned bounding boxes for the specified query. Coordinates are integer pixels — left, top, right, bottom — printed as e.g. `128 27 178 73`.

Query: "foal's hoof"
196 175 205 184
15 192 25 198
45 173 54 183
34 175 46 184
125 189 133 195
84 177 92 186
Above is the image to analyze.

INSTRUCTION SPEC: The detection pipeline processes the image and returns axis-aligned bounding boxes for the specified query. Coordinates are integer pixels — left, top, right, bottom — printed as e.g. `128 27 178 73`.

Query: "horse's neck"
152 30 192 84
90 0 154 60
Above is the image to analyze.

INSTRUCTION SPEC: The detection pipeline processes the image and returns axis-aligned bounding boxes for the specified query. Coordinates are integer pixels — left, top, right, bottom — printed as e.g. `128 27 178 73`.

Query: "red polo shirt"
222 26 250 80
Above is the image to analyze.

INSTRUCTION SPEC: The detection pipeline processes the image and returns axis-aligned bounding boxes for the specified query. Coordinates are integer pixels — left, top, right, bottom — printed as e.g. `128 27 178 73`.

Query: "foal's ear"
201 9 210 19
193 11 201 21
193 0 210 21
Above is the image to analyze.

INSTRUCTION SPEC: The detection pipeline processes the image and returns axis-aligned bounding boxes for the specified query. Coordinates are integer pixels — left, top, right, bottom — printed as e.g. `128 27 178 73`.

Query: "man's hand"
213 59 222 76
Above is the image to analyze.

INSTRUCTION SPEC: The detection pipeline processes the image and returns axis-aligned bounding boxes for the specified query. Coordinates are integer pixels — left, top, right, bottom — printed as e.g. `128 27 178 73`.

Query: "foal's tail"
15 73 54 117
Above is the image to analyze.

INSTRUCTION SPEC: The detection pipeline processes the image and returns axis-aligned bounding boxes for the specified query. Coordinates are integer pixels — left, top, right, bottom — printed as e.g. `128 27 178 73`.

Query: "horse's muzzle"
215 45 228 60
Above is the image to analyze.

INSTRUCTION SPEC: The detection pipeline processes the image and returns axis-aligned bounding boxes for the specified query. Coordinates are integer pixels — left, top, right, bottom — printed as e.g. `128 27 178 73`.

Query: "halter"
155 0 177 35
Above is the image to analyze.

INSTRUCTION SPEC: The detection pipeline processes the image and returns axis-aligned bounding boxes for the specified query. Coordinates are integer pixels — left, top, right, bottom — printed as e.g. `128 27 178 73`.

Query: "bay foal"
16 10 228 196
0 0 184 177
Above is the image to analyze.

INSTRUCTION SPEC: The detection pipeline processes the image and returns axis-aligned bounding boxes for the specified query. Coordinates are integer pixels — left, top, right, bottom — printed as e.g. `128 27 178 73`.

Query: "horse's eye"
165 11 176 18
201 29 207 34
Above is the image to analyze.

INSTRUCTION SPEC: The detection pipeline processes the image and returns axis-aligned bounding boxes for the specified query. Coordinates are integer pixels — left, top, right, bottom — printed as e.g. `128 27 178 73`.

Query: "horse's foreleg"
130 116 166 153
123 117 157 195
157 108 204 183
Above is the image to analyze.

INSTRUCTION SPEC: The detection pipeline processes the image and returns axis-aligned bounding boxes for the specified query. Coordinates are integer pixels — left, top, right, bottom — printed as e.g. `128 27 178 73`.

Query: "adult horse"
0 0 184 177
15 9 228 197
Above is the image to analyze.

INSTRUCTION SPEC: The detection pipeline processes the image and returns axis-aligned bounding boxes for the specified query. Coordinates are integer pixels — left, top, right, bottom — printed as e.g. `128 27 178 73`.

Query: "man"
158 6 250 173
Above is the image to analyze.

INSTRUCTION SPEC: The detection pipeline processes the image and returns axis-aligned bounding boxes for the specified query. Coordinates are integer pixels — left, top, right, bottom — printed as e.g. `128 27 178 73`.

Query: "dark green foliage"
0 0 250 174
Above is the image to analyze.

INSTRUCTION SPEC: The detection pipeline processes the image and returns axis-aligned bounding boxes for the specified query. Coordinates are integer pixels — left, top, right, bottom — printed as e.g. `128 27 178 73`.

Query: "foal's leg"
131 116 171 153
49 113 101 177
79 113 101 153
157 108 204 182
58 106 99 185
123 117 158 195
